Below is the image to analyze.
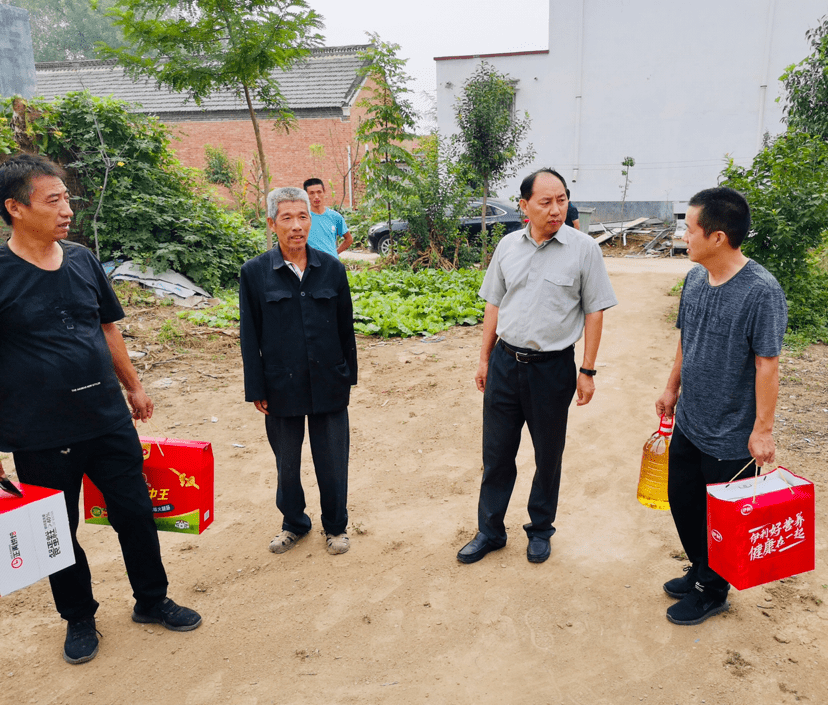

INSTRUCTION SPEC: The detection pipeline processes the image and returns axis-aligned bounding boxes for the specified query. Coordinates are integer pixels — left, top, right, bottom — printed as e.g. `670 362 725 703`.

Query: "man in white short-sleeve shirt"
457 168 617 566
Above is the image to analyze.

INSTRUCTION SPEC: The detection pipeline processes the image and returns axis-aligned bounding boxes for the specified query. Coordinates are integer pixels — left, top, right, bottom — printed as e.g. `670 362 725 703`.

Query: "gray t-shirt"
676 260 787 459
479 225 617 351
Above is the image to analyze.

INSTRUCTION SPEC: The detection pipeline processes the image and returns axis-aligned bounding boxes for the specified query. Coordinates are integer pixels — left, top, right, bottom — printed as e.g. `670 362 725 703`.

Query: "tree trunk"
243 83 271 250
384 146 393 257
479 179 489 267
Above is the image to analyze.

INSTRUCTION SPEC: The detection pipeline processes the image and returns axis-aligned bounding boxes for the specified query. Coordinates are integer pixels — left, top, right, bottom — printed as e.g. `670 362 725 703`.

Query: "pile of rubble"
588 218 688 257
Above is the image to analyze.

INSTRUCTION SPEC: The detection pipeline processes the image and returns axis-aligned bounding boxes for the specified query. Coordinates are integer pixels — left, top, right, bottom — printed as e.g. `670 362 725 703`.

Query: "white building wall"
436 0 825 218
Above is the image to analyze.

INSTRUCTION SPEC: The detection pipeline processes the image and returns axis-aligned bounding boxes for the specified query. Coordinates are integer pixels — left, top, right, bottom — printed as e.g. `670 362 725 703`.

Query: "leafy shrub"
204 144 237 187
720 129 828 340
1 92 264 291
395 135 471 269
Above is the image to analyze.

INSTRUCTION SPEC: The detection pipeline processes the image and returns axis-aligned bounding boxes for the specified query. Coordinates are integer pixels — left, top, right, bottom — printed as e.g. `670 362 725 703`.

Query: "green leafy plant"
3 0 124 62
348 268 486 337
99 0 323 246
454 61 533 264
396 135 471 269
780 14 828 141
620 156 635 222
179 268 486 339
356 34 418 255
179 294 240 328
204 145 237 187
720 130 828 340
157 319 184 343
2 92 265 291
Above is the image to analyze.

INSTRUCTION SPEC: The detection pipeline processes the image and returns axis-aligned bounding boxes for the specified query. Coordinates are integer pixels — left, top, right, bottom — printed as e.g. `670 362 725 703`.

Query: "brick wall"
167 89 372 210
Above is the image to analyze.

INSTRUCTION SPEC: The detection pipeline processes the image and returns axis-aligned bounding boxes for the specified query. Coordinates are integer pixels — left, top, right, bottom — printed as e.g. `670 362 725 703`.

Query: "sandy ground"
2 256 827 705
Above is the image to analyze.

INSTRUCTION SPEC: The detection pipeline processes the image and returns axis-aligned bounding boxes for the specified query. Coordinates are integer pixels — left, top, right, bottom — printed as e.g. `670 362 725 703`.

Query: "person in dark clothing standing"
240 186 357 556
656 187 787 625
0 154 201 665
564 189 580 230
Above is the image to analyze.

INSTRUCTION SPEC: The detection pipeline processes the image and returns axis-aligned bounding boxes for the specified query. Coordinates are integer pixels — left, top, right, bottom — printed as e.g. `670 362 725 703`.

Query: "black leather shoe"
527 536 551 563
457 532 503 564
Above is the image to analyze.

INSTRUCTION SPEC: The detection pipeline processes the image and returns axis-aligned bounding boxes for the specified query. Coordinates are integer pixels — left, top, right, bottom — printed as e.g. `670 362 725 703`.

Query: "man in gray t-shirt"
656 187 787 626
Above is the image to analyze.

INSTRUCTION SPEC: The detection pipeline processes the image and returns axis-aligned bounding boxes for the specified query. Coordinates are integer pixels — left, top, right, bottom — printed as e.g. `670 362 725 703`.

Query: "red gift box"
707 467 814 590
1 483 75 596
84 437 214 535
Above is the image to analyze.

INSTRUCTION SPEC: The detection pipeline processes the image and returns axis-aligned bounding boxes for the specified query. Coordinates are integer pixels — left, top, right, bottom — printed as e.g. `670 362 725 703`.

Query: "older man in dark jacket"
240 187 357 556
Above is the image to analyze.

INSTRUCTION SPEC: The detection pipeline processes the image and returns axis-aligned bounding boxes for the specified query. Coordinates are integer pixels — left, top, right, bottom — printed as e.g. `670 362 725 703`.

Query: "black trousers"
13 420 168 621
478 342 577 545
667 425 756 591
265 408 349 536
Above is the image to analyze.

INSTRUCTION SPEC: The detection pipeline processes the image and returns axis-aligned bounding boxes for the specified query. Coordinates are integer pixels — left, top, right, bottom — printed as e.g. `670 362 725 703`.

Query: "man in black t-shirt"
564 189 580 230
0 154 202 664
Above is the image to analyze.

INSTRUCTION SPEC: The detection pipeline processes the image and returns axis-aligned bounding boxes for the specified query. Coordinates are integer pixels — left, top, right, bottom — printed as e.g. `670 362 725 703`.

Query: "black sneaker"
132 597 202 632
63 617 100 664
663 564 698 599
666 583 729 625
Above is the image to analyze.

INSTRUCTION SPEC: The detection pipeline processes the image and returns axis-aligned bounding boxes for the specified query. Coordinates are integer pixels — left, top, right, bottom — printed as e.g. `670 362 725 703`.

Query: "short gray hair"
267 187 310 219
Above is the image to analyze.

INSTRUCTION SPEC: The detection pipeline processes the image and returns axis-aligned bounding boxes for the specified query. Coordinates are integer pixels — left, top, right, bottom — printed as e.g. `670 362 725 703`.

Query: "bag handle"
726 460 795 502
134 417 166 457
727 458 758 484
726 458 761 503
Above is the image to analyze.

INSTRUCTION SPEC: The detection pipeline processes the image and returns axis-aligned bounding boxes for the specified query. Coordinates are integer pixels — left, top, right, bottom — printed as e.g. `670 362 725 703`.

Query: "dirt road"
2 257 826 705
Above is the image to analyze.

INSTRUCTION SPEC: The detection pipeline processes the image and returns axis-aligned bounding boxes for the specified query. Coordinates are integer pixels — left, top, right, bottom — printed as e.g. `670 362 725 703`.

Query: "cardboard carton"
0 483 75 596
84 437 214 535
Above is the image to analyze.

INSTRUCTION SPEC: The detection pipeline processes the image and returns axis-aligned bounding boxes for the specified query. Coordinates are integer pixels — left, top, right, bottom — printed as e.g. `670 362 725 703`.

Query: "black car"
367 199 525 256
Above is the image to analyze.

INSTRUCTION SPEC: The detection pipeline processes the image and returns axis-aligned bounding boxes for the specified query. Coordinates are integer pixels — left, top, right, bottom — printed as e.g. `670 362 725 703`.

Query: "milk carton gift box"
1 483 75 596
84 437 214 535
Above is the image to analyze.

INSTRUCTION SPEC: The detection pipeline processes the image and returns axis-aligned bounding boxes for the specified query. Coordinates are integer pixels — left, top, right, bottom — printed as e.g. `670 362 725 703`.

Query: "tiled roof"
34 45 371 120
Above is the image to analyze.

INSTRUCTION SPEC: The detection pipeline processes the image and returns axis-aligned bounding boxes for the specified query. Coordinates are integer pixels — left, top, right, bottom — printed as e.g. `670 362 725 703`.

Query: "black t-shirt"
565 203 579 227
0 240 131 452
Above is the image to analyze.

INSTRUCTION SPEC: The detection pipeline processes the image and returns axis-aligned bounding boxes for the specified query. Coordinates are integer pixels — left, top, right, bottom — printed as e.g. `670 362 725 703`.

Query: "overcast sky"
309 0 549 124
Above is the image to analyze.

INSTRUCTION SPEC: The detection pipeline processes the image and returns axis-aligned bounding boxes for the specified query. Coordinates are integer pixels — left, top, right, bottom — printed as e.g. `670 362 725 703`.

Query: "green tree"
1 92 263 290
98 0 323 249
620 155 635 222
780 15 828 141
454 61 533 264
355 33 417 253
721 130 828 337
397 135 471 269
0 0 124 62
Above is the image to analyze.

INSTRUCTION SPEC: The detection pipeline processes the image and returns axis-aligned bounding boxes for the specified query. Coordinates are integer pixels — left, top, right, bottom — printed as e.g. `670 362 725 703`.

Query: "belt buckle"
515 350 530 364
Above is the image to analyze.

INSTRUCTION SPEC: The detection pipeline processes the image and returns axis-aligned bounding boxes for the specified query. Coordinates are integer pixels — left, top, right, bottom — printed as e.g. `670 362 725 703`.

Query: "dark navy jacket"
239 245 357 416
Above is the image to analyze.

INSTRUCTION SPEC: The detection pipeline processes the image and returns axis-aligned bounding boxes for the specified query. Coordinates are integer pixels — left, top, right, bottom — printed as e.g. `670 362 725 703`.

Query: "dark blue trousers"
478 342 577 545
668 425 756 592
13 420 168 621
265 408 349 536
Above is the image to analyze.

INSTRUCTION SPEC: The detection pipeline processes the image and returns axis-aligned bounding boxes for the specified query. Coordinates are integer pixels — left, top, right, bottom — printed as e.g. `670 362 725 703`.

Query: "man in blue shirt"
303 178 352 257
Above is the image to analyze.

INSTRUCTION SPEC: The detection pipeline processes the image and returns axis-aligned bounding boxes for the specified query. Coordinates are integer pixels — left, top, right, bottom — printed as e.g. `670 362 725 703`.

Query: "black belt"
499 340 572 363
